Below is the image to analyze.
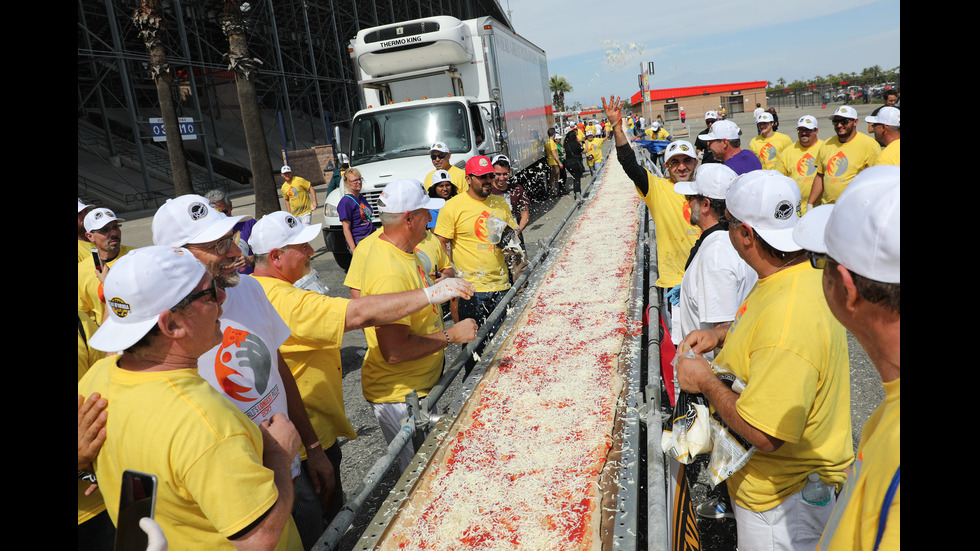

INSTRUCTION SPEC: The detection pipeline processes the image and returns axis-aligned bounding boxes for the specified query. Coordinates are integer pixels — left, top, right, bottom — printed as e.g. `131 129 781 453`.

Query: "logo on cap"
188 202 209 221
93 211 105 222
108 298 132 318
284 215 298 228
774 200 795 220
479 158 489 167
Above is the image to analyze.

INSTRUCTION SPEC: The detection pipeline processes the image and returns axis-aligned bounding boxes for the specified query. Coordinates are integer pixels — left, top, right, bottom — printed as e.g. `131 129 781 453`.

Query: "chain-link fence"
767 76 900 109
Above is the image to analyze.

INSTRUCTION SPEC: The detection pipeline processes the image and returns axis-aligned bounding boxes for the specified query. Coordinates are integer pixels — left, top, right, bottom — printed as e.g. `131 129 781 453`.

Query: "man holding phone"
78 246 304 550
78 207 135 325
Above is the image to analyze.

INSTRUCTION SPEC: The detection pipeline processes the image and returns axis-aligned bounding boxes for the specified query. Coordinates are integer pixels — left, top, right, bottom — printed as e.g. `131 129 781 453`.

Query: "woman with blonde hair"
338 168 374 252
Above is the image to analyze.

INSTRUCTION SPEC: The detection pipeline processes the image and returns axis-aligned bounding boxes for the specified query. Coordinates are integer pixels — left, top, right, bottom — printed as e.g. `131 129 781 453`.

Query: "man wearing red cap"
434 155 518 343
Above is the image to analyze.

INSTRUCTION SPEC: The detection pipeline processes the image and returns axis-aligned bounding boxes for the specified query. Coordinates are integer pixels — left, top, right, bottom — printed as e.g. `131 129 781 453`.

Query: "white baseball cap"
756 112 774 123
249 211 322 255
376 179 444 213
792 165 900 283
429 142 450 154
491 154 511 166
726 170 802 252
89 246 206 352
84 207 126 232
674 163 738 200
865 106 900 127
281 165 292 174
704 110 718 120
698 120 740 141
797 116 818 129
831 105 858 120
339 153 349 164
431 169 452 184
152 194 245 247
78 199 90 213
663 140 697 163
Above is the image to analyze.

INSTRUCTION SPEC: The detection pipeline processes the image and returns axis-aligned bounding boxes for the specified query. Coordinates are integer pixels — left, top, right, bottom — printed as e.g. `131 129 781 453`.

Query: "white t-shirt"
676 230 758 357
197 275 300 477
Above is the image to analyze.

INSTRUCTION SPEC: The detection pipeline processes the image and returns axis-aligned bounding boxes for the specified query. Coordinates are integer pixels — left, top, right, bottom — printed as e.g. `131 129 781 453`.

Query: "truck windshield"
349 103 470 165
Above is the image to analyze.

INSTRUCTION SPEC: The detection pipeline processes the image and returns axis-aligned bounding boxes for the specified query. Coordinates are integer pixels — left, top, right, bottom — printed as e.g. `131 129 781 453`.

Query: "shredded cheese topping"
381 158 642 550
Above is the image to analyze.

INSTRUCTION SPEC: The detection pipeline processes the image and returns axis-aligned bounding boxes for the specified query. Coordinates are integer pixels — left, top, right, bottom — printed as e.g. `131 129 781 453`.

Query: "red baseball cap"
465 155 495 176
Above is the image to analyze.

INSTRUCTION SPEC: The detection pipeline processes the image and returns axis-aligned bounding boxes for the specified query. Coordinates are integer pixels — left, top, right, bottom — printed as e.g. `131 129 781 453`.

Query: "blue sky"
505 0 900 109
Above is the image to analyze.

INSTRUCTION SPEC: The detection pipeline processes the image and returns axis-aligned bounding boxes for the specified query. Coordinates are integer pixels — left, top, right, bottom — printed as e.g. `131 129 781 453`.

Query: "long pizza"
376 156 643 550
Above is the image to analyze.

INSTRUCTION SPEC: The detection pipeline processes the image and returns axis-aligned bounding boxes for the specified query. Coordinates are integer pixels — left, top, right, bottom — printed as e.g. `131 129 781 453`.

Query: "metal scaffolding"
78 0 510 207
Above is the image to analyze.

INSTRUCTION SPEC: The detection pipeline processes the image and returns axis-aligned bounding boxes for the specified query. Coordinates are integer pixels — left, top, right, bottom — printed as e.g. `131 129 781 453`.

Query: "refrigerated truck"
322 15 553 268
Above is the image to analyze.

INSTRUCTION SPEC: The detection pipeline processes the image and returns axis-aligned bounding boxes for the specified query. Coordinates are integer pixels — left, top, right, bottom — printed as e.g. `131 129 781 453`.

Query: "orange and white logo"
473 210 491 243
214 327 273 403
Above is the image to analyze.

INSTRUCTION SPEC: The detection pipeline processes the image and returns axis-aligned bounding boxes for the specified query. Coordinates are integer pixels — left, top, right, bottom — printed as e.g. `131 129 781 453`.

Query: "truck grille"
362 190 383 221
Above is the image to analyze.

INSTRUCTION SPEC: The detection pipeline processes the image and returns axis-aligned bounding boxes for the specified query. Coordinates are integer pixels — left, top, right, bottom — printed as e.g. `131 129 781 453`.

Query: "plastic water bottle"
294 268 329 295
801 472 831 506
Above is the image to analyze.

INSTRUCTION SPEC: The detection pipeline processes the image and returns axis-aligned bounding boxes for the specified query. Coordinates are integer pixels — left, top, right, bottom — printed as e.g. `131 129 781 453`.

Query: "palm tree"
550 75 573 117
222 0 279 218
132 0 193 196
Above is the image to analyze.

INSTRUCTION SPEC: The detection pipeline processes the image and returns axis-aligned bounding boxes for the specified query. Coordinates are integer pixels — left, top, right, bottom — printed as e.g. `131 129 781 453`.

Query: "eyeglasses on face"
171 279 218 311
430 153 448 160
189 235 234 256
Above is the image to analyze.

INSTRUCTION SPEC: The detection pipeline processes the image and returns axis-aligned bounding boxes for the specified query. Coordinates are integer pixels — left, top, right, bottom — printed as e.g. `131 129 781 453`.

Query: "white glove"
423 278 475 304
140 517 168 551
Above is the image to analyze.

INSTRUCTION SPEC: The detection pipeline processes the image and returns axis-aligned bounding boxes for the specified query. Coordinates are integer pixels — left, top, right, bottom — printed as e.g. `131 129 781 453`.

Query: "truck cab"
322 15 550 269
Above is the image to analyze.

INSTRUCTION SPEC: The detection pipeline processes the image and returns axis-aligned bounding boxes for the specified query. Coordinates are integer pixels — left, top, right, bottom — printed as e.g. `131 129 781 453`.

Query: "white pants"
297 211 313 226
371 401 435 474
733 485 836 551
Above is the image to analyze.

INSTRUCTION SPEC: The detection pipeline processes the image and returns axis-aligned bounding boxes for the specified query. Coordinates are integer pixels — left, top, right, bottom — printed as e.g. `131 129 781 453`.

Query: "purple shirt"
724 149 763 175
338 194 374 244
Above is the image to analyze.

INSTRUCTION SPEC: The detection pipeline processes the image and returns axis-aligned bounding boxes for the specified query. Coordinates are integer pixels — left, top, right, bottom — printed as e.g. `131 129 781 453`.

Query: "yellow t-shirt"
876 138 900 166
546 138 560 166
78 239 93 263
78 356 301 550
281 176 313 216
78 246 136 328
817 378 900 551
253 276 358 453
423 165 466 193
359 237 445 403
415 230 451 278
716 262 853 512
774 139 824 215
433 192 518 293
585 137 605 166
78 312 107 525
749 132 794 170
344 227 383 291
815 133 881 204
636 175 701 288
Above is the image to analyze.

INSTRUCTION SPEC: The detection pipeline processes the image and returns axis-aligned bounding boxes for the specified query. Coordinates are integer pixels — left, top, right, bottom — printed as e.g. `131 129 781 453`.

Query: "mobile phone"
114 470 158 551
91 248 102 273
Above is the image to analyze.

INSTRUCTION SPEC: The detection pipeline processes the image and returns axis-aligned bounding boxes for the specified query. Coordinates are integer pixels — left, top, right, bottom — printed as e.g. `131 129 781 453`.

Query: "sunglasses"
471 173 494 181
806 250 836 270
430 153 448 160
171 279 218 311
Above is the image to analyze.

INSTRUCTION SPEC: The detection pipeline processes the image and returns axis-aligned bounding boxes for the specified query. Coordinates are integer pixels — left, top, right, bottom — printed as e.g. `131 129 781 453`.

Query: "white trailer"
322 15 553 268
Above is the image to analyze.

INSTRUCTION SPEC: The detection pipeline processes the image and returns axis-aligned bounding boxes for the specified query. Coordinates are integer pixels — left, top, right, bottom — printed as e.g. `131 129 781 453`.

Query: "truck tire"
323 228 352 271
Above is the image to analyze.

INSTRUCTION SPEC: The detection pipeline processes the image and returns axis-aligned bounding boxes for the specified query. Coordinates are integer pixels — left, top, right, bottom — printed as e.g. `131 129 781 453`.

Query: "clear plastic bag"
664 345 756 482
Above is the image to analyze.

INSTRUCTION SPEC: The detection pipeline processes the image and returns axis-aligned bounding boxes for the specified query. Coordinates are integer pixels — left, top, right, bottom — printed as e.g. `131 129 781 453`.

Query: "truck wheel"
333 251 352 271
